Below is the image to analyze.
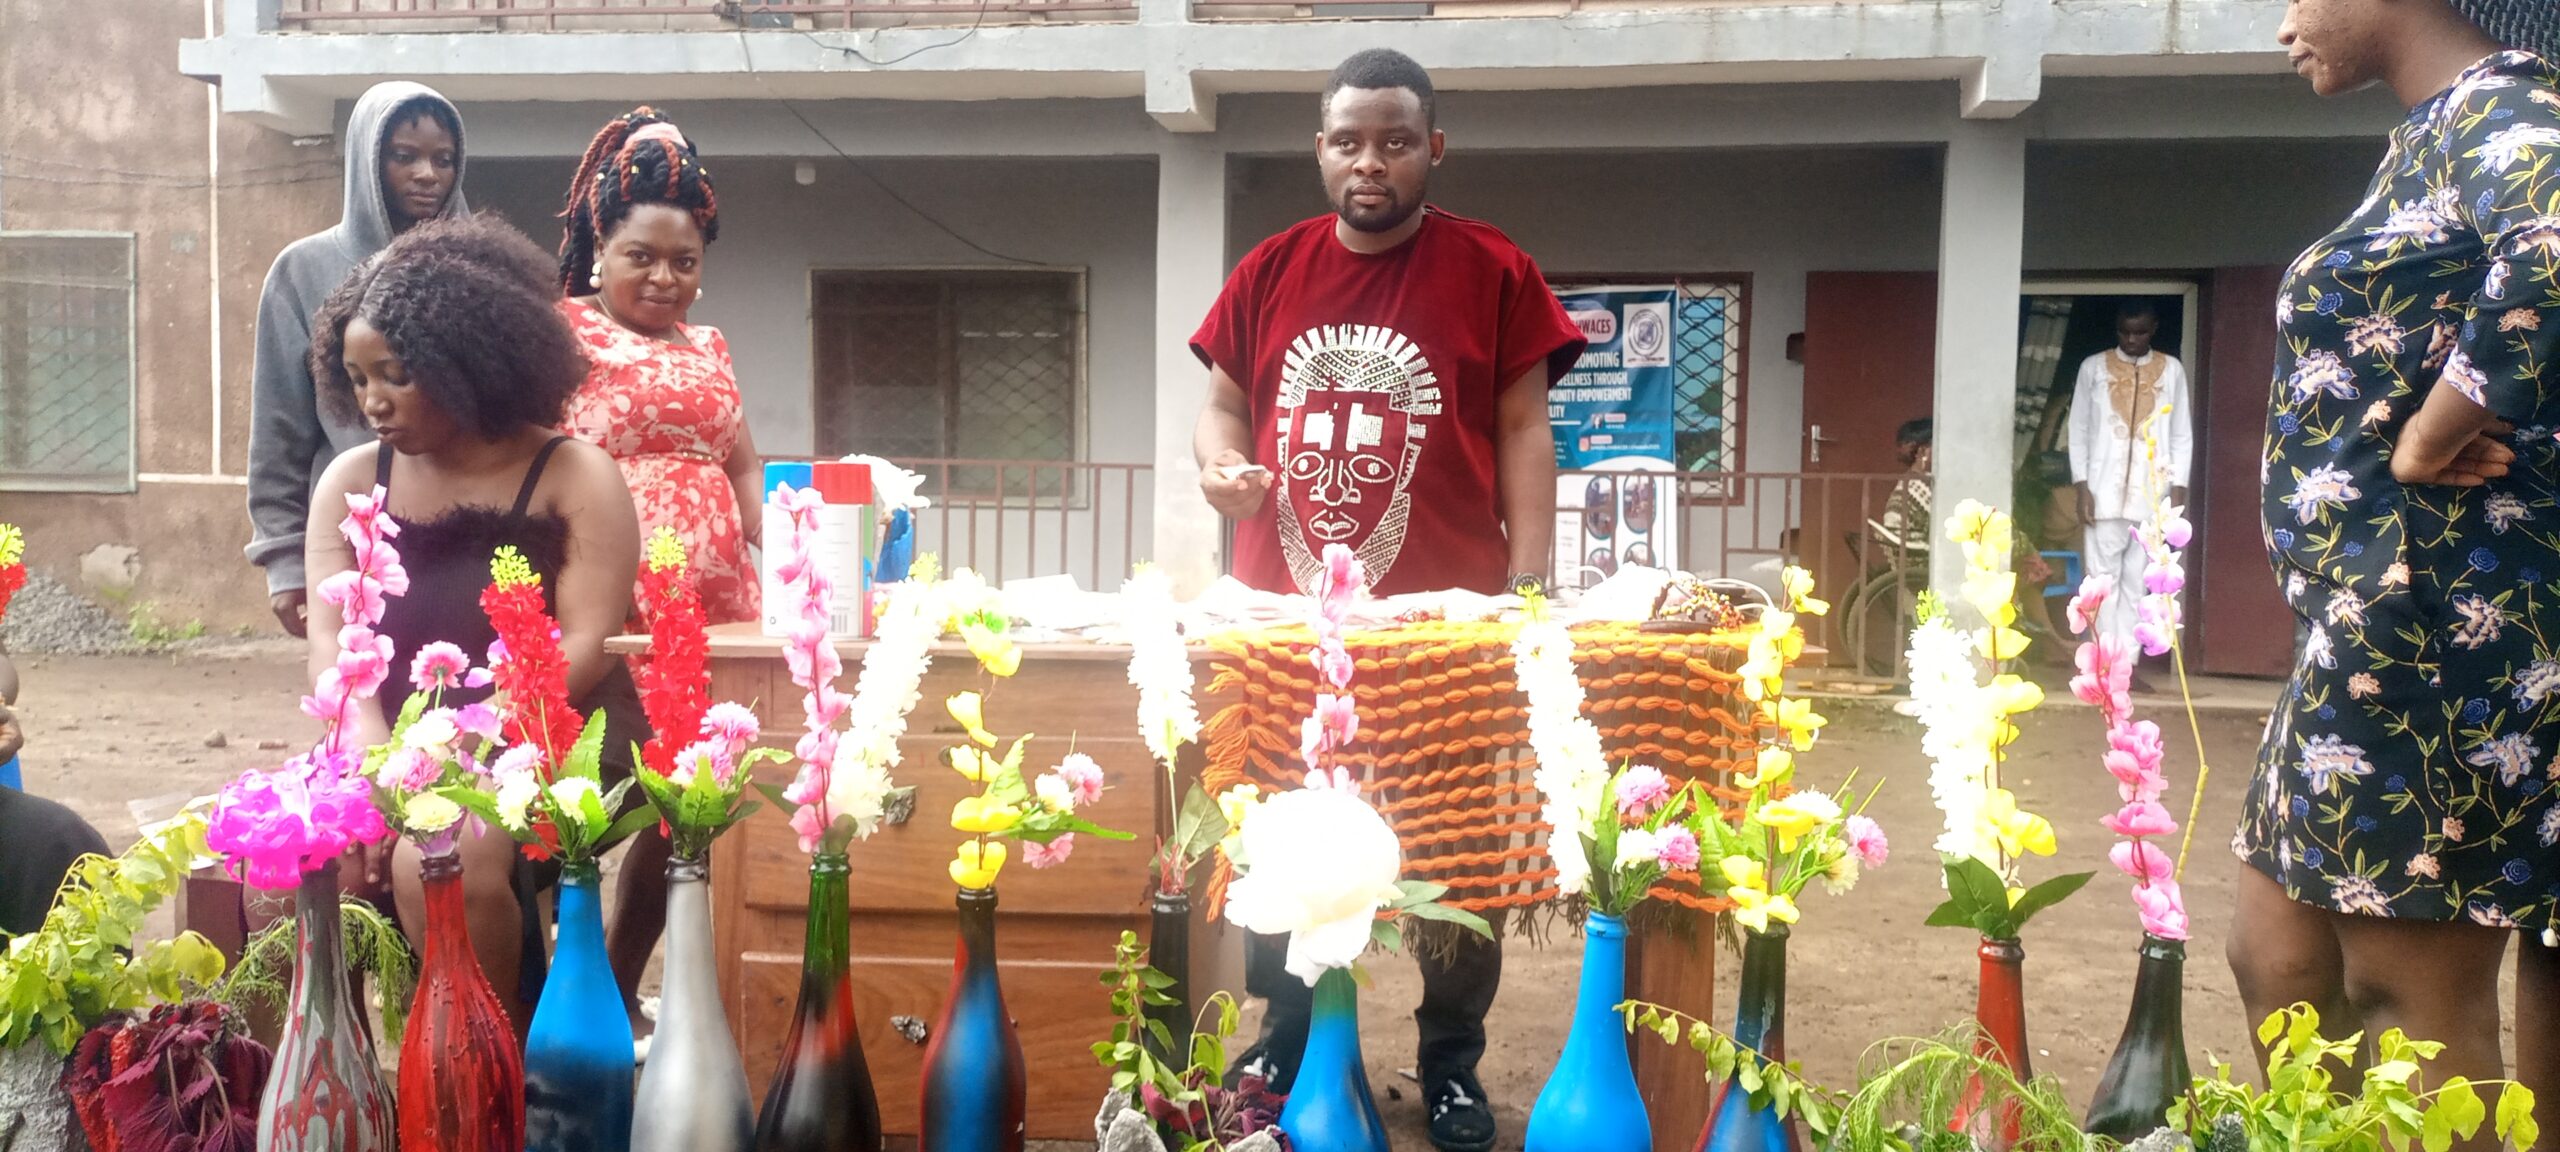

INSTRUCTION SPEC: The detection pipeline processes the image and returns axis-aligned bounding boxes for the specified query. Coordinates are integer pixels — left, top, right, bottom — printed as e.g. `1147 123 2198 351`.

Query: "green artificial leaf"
1399 900 1494 939
2005 870 2096 928
1173 785 1230 862
984 735 1036 808
602 803 662 850
1372 919 1403 955
565 708 611 782
754 780 796 811
1390 879 1451 908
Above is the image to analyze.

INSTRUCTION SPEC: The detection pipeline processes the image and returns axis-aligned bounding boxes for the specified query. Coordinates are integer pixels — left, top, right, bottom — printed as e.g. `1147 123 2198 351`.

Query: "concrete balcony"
183 0 2291 135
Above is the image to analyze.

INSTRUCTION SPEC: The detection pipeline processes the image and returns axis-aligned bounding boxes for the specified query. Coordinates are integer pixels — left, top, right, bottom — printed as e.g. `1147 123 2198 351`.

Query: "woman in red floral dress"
556 108 762 626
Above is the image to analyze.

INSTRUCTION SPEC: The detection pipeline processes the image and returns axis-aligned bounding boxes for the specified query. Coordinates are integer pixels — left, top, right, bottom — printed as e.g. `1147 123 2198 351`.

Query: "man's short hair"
2116 301 2160 329
1322 48 1436 129
1896 417 1933 448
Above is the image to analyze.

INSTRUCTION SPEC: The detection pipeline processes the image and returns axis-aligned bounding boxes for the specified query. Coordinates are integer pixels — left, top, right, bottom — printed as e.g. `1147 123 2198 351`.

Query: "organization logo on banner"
1622 301 1671 369
1568 308 1618 344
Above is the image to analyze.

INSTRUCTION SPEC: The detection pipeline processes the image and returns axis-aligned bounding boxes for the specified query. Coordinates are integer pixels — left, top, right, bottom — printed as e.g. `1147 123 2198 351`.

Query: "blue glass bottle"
525 862 635 1152
918 886 1026 1152
1697 926 1799 1152
1525 913 1650 1152
1277 967 1388 1152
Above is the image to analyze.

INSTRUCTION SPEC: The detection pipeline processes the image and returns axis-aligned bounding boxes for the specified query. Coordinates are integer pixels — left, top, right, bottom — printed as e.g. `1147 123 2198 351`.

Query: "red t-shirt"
1191 208 1586 596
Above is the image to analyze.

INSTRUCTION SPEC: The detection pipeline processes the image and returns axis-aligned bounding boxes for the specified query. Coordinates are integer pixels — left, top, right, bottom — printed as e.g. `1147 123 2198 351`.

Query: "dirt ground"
8 646 2532 1148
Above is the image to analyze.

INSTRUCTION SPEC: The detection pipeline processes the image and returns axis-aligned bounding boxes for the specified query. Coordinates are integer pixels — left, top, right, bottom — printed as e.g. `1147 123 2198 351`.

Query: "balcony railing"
776 457 1154 592
273 0 1132 31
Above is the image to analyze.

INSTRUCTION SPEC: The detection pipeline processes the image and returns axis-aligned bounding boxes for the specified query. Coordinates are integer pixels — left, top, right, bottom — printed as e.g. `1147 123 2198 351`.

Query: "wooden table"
610 624 1225 1141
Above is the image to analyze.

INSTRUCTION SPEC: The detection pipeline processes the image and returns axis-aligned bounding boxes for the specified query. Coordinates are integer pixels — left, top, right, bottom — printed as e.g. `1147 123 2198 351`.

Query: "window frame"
805 263 1091 506
0 231 139 494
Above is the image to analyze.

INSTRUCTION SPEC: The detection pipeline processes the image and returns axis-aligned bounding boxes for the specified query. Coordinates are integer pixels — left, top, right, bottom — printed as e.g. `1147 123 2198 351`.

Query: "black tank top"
368 437 645 754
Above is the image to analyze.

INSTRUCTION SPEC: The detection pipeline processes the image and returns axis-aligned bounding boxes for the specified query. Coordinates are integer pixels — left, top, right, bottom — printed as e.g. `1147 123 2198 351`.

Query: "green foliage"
1620 999 1847 1143
2174 1004 2539 1152
1369 879 1494 954
124 602 207 648
1923 855 2093 942
212 895 416 1048
1827 1029 2093 1152
1091 929 1247 1152
0 816 226 1055
632 741 781 861
1154 784 1232 894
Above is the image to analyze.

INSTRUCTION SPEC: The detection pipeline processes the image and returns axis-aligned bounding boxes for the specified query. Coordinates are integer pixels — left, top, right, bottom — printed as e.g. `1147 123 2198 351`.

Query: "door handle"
1809 423 1835 465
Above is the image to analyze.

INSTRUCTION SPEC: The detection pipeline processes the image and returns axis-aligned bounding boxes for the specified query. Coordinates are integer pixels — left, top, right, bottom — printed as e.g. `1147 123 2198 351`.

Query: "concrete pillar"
1929 121 2027 600
1152 142 1228 597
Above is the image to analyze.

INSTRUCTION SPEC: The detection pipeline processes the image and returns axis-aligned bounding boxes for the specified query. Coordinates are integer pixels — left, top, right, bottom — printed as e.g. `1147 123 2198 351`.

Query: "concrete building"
2 0 2397 674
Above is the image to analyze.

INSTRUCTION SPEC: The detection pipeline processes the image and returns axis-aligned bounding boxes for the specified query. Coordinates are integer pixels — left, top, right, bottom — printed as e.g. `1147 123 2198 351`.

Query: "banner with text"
1550 287 1679 588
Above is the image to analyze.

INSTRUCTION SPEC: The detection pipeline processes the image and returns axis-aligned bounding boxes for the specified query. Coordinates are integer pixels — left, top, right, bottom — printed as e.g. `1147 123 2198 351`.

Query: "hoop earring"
589 262 602 290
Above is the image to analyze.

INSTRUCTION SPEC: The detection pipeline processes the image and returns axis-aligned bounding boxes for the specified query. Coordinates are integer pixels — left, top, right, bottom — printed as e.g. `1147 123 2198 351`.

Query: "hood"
336 81 469 257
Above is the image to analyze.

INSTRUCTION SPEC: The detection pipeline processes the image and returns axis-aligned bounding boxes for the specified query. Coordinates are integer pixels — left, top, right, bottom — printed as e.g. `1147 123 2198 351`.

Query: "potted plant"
0 815 226 1152
1089 931 1282 1152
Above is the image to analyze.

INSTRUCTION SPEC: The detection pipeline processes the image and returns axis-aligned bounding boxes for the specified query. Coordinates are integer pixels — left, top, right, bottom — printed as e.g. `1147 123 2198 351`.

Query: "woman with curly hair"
554 107 764 626
304 212 645 1029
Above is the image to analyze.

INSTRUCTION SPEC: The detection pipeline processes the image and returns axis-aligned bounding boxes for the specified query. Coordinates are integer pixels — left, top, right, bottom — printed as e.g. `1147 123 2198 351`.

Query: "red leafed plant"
634 527 710 780
480 546 581 772
61 1001 270 1152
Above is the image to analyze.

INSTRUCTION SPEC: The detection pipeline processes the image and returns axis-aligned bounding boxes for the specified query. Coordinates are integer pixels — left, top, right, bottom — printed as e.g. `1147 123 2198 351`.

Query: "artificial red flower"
481 547 580 771
635 530 711 780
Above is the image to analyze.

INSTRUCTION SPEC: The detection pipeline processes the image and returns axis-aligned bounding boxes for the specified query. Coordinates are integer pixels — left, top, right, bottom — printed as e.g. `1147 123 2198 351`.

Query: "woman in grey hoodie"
244 82 469 636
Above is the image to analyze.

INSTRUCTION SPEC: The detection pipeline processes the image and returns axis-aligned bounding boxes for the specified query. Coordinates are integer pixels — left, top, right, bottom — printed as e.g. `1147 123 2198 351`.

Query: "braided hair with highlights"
556 107 721 295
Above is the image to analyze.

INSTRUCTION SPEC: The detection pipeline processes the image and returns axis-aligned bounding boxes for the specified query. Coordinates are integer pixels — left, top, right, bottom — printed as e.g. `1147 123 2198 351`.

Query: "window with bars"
1672 281 1744 483
0 234 135 492
811 268 1085 502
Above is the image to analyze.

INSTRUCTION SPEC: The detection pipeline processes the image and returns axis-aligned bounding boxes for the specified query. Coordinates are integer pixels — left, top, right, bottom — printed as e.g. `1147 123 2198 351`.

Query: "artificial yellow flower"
947 692 997 748
950 839 1008 889
949 745 990 783
1961 570 2018 623
1739 638 1785 702
1764 697 1828 751
1729 886 1801 934
1216 783 1261 864
1741 745 1793 790
1718 855 1767 891
644 525 688 574
962 622 1022 678
1977 625 2032 662
1987 674 2045 717
951 794 1023 835
1947 500 1995 545
1755 791 1844 852
1980 787 2057 858
1780 566 1830 617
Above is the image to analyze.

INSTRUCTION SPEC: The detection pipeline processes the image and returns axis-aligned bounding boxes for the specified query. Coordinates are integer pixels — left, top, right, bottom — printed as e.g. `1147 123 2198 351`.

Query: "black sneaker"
1427 1072 1497 1152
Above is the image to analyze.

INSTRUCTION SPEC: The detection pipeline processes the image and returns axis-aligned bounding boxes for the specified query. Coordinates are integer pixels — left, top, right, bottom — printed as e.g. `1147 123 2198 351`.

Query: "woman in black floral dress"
2240 0 2560 1111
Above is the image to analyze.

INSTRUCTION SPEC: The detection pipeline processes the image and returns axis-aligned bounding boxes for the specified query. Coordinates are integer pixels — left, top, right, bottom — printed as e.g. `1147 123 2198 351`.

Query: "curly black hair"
312 214 588 440
556 106 719 295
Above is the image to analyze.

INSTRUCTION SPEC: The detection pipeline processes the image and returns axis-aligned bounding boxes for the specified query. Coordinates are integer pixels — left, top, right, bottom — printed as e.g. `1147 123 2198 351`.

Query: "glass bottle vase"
1526 912 1651 1152
525 861 635 1152
636 855 756 1152
1696 925 1801 1152
398 847 526 1152
2084 934 2190 1141
1275 966 1389 1152
257 866 395 1152
918 885 1028 1152
754 851 883 1152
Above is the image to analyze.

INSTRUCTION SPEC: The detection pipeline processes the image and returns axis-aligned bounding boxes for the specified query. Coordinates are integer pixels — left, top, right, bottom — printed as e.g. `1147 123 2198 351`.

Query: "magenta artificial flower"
207 756 390 890
2103 799 2180 839
2104 719 2169 801
1022 833 1078 869
2068 576 2111 637
1614 765 1673 821
1054 753 1106 807
2130 876 2190 940
1301 693 1360 768
454 702 502 745
2145 560 2187 598
1656 825 1702 873
701 701 761 757
2111 838 2173 882
1845 814 1890 868
410 642 471 693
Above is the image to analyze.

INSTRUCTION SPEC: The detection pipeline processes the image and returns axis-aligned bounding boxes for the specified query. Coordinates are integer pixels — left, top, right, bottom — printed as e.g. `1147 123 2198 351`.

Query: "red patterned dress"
559 297 760 624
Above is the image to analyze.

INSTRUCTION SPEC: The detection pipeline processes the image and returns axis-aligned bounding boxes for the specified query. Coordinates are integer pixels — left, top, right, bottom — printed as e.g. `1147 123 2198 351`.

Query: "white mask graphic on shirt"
1274 324 1442 594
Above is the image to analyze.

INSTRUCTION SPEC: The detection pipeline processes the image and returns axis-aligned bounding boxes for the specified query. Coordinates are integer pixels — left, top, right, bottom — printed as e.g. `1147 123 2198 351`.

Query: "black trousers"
1242 924 1502 1095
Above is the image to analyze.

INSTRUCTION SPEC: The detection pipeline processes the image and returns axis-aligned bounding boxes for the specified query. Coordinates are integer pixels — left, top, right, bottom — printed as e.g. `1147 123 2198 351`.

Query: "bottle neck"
803 853 851 973
956 885 1000 970
418 849 477 963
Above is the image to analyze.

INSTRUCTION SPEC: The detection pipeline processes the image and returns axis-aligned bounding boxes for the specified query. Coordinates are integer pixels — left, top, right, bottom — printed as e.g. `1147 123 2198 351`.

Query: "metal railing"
272 0 1133 29
779 457 1153 592
1557 468 1920 679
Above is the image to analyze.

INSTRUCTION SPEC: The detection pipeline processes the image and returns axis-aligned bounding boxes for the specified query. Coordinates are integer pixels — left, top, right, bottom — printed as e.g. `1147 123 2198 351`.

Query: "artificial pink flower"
207 756 390 890
2145 560 2187 599
2068 577 2112 637
2110 839 2174 882
380 747 440 793
410 642 471 693
1301 693 1360 767
1845 814 1890 868
489 743 544 782
2104 719 2169 802
788 803 829 855
1305 766 1356 792
1656 825 1702 873
669 739 732 788
454 702 503 745
316 569 387 626
2072 634 2135 717
701 701 761 756
2130 877 2190 941
2158 506 2193 550
1023 834 1078 869
1320 544 1365 621
2103 799 2180 839
1315 639 1355 690
1614 765 1673 821
1054 753 1106 807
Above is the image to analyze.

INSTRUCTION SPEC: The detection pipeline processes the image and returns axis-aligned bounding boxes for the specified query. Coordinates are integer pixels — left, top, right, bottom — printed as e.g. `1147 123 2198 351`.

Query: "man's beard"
1333 183 1425 234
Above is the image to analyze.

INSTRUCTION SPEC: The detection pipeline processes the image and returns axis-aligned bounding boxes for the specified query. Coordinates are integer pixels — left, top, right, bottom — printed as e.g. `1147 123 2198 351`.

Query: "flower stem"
2169 636 2211 879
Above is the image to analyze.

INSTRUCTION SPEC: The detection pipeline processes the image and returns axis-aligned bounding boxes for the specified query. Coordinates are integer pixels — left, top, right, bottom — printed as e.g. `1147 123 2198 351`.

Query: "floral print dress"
559 298 760 624
2243 52 2560 937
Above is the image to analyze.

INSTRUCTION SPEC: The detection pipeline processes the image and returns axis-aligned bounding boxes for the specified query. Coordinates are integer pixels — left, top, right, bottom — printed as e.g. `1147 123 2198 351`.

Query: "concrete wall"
2 0 335 633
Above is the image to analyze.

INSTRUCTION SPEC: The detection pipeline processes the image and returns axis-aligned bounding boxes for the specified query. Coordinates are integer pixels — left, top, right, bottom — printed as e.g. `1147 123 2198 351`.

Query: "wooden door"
1800 272 1939 668
2193 267 2293 677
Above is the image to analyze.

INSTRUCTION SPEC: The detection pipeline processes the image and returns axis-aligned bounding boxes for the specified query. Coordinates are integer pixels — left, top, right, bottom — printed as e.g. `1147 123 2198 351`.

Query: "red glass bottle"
1953 936 2031 1151
398 847 527 1152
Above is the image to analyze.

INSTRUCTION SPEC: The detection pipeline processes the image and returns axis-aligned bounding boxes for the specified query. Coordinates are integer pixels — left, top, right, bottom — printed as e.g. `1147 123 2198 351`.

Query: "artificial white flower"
1034 772 1074 813
1123 566 1202 768
495 773 541 833
1514 616 1612 896
1222 784 1404 985
405 792 463 835
825 760 896 840
403 710 460 752
844 580 939 774
1907 615 2001 869
1614 827 1665 870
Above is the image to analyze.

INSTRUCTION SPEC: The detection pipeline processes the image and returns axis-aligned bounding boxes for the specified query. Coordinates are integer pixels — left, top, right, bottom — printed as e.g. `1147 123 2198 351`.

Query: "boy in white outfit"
2067 303 2191 683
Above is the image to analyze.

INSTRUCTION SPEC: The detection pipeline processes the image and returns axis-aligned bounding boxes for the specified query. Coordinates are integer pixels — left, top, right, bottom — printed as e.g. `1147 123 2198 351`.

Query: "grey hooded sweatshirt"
243 82 470 597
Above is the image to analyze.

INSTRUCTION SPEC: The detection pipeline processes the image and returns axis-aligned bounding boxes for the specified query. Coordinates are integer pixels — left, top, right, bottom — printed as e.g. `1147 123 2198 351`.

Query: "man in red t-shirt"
1190 48 1585 1152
